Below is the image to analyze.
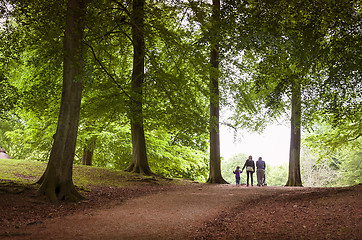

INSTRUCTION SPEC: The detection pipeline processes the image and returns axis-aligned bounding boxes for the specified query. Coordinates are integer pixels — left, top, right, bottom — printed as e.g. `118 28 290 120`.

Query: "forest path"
6 184 298 240
5 184 361 240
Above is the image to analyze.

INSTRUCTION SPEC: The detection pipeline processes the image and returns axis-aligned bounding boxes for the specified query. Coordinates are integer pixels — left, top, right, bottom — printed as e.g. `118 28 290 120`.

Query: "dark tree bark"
37 0 86 202
82 143 94 166
81 138 96 166
81 148 93 166
126 0 153 175
207 0 227 184
285 82 303 187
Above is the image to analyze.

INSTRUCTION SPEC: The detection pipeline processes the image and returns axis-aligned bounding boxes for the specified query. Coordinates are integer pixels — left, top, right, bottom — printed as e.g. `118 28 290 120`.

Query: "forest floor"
0 179 361 240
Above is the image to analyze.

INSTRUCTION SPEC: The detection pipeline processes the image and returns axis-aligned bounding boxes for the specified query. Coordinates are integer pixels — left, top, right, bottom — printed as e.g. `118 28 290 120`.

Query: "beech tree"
286 80 303 186
37 0 87 201
125 0 153 175
207 0 227 183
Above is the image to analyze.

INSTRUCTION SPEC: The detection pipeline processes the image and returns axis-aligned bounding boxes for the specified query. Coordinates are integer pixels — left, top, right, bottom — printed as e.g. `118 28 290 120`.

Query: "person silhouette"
256 157 266 186
242 156 255 186
233 166 242 185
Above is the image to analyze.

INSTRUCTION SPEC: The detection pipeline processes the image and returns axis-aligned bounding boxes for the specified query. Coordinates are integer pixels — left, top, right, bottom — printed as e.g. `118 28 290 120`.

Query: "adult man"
256 157 266 186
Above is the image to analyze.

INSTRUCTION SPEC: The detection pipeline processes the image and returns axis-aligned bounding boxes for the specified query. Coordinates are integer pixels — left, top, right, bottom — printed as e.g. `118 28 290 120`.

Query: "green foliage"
0 72 19 119
147 135 209 182
0 118 22 158
82 123 132 169
339 150 362 186
304 121 361 154
265 164 289 187
224 0 361 133
2 0 360 186
4 0 64 118
3 111 208 181
4 113 56 160
75 123 209 181
1 0 210 181
142 2 210 139
302 130 361 187
301 147 341 187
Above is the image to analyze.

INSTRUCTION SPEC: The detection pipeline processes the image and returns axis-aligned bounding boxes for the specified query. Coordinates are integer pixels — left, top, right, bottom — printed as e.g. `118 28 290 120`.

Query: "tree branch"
83 41 131 100
112 0 131 17
347 133 361 142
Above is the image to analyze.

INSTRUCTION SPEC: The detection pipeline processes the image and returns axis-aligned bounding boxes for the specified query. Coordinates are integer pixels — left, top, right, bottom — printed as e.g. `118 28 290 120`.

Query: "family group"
233 156 266 187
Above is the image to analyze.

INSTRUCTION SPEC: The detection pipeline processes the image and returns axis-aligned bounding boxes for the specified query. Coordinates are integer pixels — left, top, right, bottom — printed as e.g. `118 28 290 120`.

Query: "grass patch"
0 159 197 189
0 159 45 183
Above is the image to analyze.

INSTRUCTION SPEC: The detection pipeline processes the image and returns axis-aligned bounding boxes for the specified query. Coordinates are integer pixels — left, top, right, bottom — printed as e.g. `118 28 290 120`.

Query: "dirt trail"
4 184 361 240
5 185 295 240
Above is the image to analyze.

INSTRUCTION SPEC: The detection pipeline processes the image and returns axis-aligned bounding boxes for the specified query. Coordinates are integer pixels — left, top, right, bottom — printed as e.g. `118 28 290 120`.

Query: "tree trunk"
81 138 96 166
81 148 93 166
207 0 227 184
82 142 95 166
37 0 86 202
285 81 303 187
126 0 153 175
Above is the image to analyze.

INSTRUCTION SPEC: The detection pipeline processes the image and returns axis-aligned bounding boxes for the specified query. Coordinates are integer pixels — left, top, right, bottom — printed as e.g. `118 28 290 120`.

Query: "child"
233 166 242 185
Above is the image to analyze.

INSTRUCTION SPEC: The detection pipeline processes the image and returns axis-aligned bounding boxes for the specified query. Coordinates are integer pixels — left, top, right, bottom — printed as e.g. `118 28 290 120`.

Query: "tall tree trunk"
285 81 303 187
126 0 153 175
37 0 86 202
207 0 227 184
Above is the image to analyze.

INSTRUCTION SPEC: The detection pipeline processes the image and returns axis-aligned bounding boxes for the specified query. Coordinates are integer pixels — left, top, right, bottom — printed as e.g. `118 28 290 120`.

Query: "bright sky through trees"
220 124 290 166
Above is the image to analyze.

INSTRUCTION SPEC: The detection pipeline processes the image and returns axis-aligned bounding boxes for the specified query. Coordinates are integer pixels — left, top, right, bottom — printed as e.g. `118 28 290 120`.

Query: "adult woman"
242 155 255 186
